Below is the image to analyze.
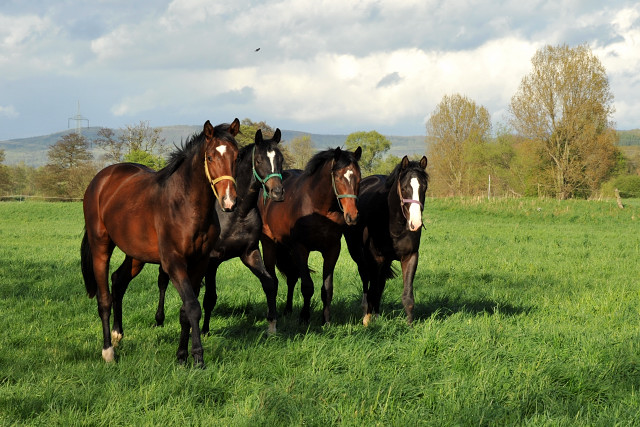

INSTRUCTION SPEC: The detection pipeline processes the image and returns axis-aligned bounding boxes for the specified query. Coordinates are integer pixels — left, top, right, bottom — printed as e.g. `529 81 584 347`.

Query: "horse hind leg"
87 238 116 362
110 256 145 346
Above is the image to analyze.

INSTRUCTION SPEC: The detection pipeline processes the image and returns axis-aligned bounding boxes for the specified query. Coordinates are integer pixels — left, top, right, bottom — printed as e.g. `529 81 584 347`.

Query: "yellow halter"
204 156 236 201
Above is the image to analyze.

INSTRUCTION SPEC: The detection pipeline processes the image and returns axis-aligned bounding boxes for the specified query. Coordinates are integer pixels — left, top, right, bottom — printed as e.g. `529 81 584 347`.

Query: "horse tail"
382 263 398 281
81 230 97 298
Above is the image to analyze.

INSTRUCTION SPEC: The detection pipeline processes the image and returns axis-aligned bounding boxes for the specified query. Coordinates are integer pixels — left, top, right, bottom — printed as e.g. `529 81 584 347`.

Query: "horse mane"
303 148 359 177
237 143 254 165
385 159 429 189
157 123 238 183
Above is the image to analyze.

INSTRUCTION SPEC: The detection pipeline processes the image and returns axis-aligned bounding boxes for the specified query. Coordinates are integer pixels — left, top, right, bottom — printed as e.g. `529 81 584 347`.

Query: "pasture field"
1 198 639 425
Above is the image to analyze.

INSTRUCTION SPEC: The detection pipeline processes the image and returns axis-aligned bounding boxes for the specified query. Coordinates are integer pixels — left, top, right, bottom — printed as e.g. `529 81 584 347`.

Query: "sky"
0 0 639 140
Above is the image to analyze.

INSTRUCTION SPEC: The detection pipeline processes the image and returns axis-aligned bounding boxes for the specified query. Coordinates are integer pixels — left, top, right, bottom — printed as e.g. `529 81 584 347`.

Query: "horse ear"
229 118 240 137
354 146 362 161
273 128 281 143
204 120 214 141
255 129 263 145
401 155 410 169
420 156 428 169
333 146 342 160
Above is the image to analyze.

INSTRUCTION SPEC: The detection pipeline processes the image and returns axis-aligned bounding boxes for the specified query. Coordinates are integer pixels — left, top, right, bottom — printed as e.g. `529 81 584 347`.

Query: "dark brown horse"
80 119 240 366
258 147 362 324
344 155 428 326
153 128 285 334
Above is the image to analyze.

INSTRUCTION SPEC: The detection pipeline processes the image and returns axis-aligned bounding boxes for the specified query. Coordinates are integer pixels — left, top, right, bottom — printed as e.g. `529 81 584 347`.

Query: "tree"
38 133 95 199
288 134 315 169
426 94 491 196
345 131 391 176
509 44 617 199
0 149 12 195
95 121 166 169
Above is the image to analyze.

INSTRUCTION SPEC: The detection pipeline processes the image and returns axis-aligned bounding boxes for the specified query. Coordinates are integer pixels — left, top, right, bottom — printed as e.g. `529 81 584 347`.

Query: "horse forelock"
303 148 360 177
385 160 429 190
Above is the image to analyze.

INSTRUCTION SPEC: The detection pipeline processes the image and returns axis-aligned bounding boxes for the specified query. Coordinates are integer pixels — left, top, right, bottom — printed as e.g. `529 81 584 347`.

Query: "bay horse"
344 155 428 326
80 119 240 367
153 128 285 335
258 147 362 324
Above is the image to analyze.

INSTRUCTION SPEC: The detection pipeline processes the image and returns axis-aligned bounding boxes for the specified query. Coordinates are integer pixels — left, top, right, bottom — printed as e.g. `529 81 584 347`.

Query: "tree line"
1 44 639 201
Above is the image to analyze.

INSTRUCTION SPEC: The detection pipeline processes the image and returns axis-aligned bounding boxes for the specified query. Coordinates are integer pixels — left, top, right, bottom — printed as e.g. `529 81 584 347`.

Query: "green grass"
1 198 639 425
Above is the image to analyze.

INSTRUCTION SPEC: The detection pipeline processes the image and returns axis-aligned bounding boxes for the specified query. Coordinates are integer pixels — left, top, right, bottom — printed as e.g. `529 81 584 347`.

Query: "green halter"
252 145 282 201
331 160 358 212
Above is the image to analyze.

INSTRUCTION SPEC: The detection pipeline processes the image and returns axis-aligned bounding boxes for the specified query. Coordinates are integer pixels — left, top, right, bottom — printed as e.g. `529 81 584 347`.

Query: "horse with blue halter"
153 128 285 334
258 147 362 324
81 119 239 367
344 155 428 325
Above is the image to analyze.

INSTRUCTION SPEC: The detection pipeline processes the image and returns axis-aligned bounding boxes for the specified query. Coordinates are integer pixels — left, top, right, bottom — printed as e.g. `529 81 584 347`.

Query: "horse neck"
308 161 336 211
387 175 406 228
179 145 216 211
234 146 260 215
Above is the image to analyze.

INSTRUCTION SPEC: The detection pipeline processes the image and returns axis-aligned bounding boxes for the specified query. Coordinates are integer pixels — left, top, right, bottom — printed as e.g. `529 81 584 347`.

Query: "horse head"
203 118 240 212
332 146 362 225
397 155 428 231
253 128 285 201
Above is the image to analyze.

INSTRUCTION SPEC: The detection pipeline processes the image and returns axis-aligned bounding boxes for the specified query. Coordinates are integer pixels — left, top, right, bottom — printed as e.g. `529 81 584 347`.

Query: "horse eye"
207 155 213 162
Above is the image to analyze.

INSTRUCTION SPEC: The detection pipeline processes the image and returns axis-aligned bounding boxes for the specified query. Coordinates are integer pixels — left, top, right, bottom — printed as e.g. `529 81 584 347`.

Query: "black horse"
344 155 428 326
154 129 285 334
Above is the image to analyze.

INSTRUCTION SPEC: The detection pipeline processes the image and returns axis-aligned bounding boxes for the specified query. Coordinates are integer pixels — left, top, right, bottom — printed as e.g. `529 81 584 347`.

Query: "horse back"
83 163 165 263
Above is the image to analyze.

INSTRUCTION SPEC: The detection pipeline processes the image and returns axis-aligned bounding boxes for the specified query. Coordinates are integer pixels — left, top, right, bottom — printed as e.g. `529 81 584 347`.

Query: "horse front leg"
111 256 145 345
400 252 419 325
155 266 169 327
241 248 277 334
201 260 220 336
166 262 204 367
320 246 340 325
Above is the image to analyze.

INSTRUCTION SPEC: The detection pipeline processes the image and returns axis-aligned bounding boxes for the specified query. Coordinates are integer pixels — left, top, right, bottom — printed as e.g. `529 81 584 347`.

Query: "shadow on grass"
193 268 536 341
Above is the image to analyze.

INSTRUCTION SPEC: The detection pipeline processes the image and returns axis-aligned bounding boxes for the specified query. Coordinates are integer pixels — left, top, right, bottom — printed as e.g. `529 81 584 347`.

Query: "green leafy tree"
288 134 315 170
509 44 617 199
0 149 12 196
345 131 391 176
426 94 491 196
124 149 166 170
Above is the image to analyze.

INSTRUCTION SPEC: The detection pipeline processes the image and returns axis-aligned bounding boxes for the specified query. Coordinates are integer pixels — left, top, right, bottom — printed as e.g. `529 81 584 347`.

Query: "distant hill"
0 126 426 167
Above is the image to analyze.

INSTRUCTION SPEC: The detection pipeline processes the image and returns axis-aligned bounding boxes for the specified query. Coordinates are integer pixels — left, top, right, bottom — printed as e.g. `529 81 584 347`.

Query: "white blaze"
344 169 354 184
216 145 226 156
408 178 422 231
267 150 276 173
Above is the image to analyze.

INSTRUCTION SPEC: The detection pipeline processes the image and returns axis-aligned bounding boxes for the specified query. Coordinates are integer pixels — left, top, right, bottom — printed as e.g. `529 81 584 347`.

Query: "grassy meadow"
0 198 639 425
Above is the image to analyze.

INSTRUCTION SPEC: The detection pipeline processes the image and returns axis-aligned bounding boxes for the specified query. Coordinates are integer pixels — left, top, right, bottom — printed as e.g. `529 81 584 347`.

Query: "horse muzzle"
344 211 359 226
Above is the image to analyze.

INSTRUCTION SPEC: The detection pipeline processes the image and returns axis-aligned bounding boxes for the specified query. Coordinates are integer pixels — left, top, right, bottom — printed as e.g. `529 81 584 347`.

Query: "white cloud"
0 105 19 118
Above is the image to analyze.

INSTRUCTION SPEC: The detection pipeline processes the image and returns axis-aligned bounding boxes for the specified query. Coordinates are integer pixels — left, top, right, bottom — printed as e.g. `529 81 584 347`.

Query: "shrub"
613 174 640 198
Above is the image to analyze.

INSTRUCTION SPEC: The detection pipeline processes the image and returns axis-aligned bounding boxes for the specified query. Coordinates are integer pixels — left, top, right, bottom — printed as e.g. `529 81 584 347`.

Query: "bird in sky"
255 48 260 52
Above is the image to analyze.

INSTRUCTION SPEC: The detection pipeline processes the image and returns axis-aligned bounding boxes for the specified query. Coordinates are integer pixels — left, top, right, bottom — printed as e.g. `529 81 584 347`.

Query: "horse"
258 146 362 324
80 119 240 367
344 155 428 326
153 128 285 335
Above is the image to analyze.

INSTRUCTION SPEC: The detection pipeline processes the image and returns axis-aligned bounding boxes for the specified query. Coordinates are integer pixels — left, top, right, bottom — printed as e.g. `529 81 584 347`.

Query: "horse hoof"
267 321 277 335
363 314 372 327
102 346 115 362
111 330 123 347
194 356 205 369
